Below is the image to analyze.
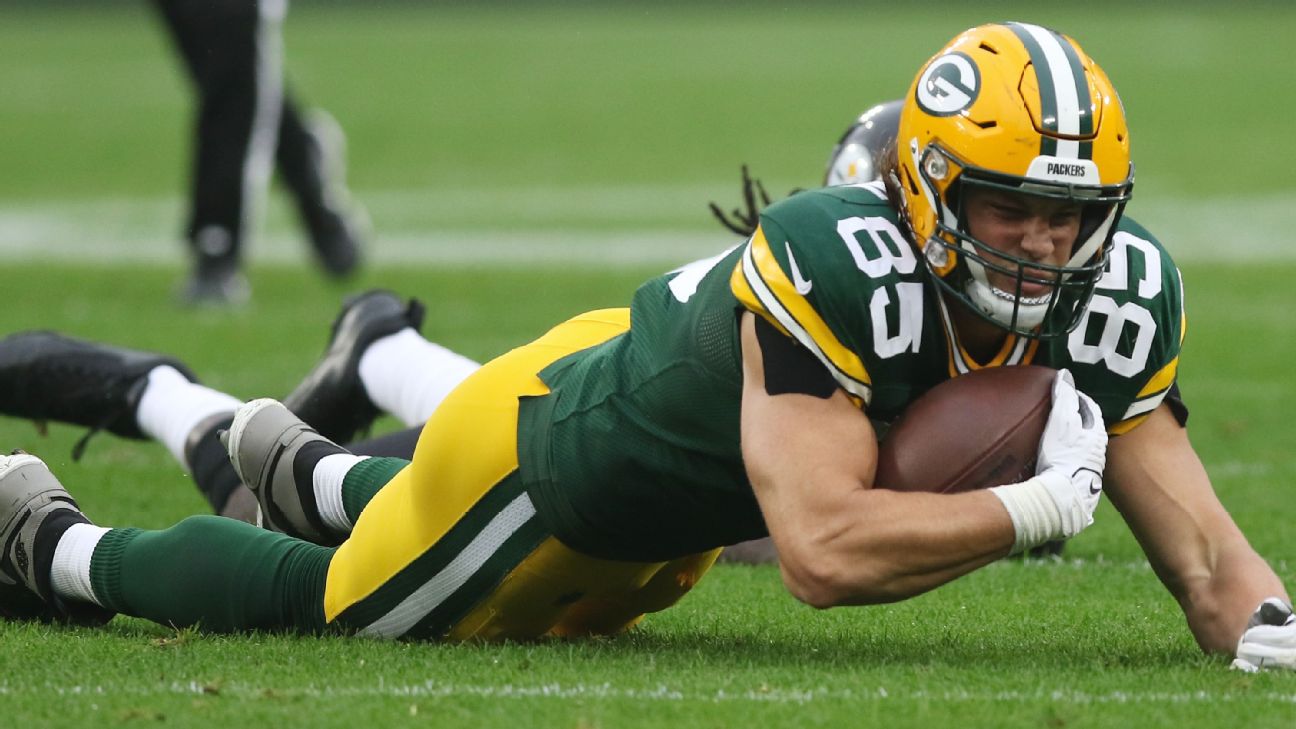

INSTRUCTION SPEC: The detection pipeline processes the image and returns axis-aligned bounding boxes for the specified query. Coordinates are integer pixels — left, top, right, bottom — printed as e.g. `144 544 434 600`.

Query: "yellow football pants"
322 308 721 640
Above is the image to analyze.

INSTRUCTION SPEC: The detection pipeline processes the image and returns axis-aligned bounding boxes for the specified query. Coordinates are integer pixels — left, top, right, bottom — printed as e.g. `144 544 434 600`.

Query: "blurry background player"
154 0 368 306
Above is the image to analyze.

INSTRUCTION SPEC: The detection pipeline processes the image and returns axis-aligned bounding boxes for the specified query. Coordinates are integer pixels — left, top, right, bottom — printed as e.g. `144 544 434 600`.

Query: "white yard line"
0 189 1291 267
3 680 1294 705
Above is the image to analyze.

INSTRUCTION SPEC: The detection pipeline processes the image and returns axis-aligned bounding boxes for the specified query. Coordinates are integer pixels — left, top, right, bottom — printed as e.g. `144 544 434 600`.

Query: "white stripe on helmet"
1016 23 1083 160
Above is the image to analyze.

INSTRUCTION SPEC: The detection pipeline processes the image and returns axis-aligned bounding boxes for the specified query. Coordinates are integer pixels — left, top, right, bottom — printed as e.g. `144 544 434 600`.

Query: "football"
874 365 1055 494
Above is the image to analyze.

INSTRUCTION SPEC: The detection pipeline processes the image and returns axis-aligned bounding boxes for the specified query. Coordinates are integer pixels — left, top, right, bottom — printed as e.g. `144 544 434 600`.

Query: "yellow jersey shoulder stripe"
1134 355 1179 401
729 227 873 403
1109 413 1150 436
1111 354 1179 435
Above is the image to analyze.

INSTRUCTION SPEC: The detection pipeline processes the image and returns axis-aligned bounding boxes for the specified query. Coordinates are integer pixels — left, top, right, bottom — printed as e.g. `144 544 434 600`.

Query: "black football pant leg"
153 0 285 269
276 96 333 230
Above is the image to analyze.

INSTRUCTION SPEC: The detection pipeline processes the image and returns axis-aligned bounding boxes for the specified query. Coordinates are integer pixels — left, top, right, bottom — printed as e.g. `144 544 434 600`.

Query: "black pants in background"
153 0 331 269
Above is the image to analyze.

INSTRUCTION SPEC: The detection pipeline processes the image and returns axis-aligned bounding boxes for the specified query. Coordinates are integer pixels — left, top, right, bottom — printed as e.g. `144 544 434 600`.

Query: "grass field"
2 3 1295 727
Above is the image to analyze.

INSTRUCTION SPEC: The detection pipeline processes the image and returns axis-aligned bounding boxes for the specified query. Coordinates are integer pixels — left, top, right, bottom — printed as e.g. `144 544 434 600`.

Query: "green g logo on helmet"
914 52 980 117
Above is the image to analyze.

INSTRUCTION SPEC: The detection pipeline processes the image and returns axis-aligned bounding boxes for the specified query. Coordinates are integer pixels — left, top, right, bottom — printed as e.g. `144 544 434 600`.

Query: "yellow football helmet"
894 22 1134 338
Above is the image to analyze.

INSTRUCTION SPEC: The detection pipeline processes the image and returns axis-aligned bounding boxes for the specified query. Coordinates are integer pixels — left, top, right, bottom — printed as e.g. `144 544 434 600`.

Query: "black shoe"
0 331 198 459
178 255 250 307
301 110 366 279
0 577 51 621
282 290 424 444
305 205 365 279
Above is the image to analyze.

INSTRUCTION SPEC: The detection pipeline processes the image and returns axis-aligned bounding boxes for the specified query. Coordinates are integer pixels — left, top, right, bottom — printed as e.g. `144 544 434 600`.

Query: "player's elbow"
780 560 850 608
775 554 833 608
778 546 907 608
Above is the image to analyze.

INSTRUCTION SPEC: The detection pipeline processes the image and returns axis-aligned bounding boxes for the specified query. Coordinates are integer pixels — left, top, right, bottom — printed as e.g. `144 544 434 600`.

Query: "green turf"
2 2 1296 727
2 261 1295 727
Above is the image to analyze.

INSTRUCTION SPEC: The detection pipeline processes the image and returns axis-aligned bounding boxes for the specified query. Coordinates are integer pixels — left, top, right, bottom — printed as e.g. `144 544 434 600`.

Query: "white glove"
1233 598 1296 672
1034 368 1108 537
990 369 1108 553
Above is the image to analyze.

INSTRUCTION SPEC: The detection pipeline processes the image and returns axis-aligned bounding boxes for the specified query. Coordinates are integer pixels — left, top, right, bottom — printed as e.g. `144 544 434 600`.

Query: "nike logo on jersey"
786 243 812 295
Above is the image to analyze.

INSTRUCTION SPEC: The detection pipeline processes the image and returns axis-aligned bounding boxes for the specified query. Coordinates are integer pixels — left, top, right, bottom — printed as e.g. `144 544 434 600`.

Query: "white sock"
314 453 370 533
50 523 111 607
358 328 480 426
135 366 241 469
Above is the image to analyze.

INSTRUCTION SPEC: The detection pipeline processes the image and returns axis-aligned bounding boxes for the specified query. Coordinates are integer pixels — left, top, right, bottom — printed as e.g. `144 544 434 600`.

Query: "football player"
2 22 1293 670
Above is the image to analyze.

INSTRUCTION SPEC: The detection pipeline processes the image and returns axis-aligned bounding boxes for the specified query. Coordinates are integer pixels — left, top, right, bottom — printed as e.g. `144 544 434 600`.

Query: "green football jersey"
519 182 1184 561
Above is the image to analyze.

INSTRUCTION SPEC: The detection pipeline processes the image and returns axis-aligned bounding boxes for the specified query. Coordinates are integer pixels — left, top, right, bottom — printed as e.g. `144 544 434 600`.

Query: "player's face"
962 187 1082 298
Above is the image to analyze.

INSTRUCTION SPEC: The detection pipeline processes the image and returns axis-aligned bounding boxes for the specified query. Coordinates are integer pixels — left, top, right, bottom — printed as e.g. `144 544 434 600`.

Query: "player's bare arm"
738 310 1017 607
1105 403 1290 655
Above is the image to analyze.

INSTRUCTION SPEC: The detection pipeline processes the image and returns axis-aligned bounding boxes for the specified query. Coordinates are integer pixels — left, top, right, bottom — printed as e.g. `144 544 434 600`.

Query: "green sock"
342 456 409 524
90 516 333 634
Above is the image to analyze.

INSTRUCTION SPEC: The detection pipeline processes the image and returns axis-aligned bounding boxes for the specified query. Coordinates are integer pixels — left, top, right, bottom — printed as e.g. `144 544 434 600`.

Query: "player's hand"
1034 369 1107 538
1233 598 1296 672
